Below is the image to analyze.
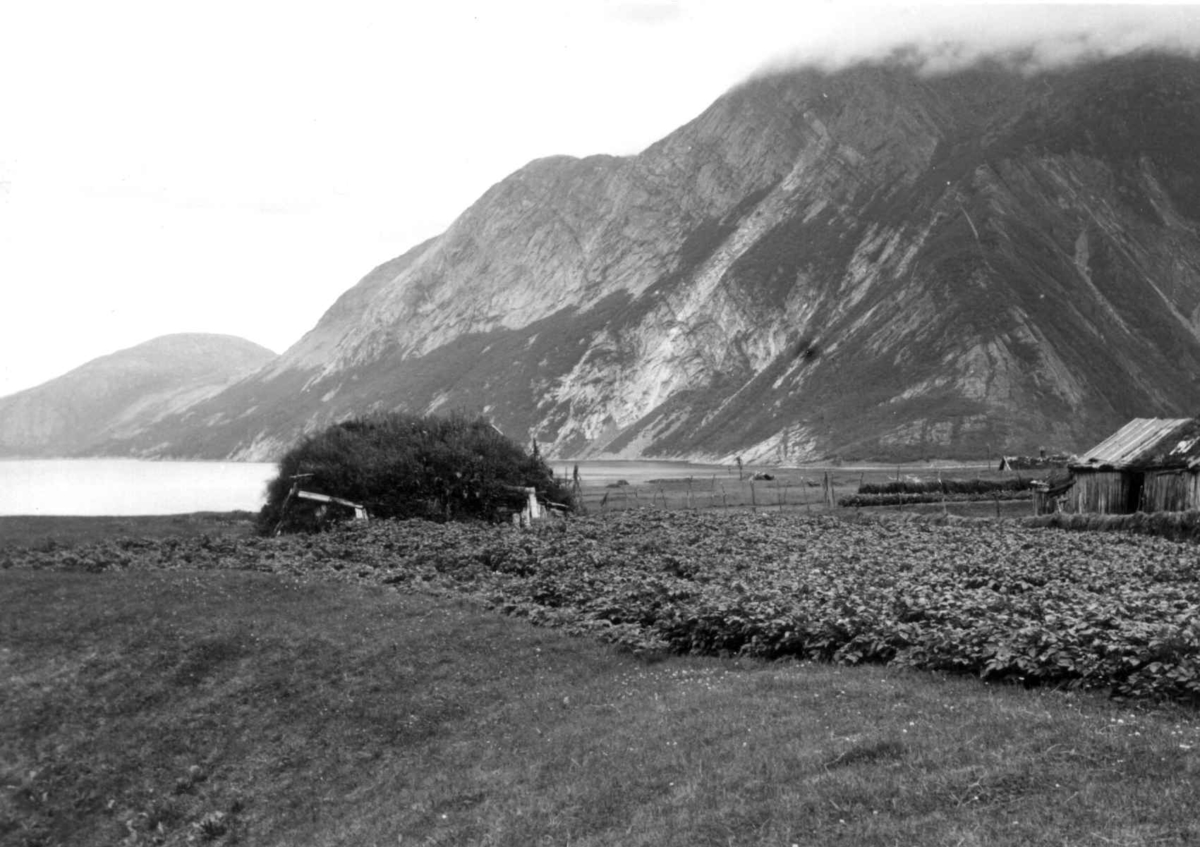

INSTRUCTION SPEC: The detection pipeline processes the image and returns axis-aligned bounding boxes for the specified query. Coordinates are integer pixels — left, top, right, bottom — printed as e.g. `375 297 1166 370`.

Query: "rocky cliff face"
0 334 276 457
95 53 1200 463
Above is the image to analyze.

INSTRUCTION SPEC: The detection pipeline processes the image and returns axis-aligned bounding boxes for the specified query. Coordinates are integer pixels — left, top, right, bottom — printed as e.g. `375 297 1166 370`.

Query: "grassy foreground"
4 562 1200 846
0 512 258 550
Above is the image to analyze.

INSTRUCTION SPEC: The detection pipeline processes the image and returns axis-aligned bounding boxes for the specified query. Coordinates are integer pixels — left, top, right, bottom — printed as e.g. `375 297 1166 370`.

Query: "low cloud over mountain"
757 4 1200 76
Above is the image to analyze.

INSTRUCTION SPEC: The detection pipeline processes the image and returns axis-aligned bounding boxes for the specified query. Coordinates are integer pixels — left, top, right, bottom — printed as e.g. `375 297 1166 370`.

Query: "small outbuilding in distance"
1065 417 1200 514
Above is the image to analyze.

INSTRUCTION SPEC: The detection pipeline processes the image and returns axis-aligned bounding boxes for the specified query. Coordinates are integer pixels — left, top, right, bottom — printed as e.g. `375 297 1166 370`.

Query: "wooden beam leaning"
296 490 369 521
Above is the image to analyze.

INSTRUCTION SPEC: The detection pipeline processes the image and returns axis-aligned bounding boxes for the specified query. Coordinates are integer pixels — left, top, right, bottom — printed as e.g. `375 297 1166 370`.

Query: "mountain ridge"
0 334 276 458
23 51 1200 463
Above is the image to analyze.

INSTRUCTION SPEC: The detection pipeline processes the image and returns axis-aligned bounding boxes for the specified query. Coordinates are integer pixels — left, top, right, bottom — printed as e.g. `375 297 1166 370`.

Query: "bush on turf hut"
259 412 574 534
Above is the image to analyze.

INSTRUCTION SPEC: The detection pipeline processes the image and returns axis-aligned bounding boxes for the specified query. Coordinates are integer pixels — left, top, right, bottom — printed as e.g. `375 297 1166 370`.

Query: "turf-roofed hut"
1067 418 1200 514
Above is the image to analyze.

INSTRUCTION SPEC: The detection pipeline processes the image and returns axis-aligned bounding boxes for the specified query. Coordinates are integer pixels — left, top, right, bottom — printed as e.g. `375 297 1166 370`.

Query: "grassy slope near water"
4 557 1200 846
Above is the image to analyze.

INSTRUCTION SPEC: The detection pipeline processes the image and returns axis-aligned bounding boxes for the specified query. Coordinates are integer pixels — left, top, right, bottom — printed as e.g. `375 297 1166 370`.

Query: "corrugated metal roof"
1131 418 1200 470
1073 418 1193 470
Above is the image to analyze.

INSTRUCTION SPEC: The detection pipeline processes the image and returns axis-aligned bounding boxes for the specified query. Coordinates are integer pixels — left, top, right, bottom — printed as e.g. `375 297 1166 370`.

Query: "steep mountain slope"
103 52 1200 462
0 334 276 457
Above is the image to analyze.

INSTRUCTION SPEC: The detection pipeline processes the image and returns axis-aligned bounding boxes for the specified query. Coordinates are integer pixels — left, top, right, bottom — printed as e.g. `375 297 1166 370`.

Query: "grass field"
4 511 1200 846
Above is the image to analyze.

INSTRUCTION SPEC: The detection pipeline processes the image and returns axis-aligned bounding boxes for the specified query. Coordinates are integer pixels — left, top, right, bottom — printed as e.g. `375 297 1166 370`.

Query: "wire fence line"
567 468 1038 519
575 474 840 515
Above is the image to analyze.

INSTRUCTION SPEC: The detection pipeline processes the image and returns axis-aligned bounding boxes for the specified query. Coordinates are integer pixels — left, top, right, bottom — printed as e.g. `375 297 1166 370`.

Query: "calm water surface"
0 459 279 516
551 460 734 485
0 459 737 516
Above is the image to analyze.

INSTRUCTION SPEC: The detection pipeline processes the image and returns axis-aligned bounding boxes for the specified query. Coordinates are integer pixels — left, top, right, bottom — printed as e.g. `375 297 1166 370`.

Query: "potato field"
7 511 1200 702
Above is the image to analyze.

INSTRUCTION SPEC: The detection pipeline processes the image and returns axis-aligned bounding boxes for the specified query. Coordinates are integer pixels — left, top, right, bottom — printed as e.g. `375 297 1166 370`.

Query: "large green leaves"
10 511 1200 702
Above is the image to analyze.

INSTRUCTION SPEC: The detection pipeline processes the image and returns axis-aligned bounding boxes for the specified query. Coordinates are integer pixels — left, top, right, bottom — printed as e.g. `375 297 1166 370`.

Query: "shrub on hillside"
258 412 574 534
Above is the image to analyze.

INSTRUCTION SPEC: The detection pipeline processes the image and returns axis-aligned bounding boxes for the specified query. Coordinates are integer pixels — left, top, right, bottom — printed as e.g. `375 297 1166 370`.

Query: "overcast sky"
2 1 1198 398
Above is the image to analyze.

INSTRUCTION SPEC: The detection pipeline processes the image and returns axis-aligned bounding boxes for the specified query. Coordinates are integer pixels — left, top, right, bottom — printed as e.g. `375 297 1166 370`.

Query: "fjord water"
0 459 279 516
0 459 728 517
551 461 733 486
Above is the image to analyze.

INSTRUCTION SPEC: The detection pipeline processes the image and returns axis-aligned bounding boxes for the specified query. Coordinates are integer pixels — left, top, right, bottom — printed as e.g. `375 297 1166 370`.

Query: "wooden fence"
578 473 839 515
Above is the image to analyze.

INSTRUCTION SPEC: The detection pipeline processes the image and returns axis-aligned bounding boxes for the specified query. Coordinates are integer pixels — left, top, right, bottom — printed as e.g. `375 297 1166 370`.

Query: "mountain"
0 334 276 457
95 52 1200 463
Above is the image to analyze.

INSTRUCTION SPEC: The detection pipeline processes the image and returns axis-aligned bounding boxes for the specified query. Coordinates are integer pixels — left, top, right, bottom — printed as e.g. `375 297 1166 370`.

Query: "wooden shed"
1067 418 1200 514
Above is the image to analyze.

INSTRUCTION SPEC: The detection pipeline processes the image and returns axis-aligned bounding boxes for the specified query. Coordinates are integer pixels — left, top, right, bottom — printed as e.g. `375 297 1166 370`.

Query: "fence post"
751 482 757 512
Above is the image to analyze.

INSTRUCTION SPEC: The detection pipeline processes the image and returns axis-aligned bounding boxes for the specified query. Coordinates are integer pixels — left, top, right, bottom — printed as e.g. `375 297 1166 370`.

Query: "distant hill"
71 53 1200 462
0 334 276 457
